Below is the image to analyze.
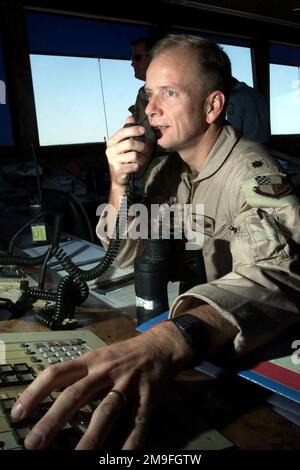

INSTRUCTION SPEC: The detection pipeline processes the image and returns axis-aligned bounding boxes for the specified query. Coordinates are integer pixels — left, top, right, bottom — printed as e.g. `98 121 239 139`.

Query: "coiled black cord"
3 186 137 329
52 188 136 283
22 275 89 330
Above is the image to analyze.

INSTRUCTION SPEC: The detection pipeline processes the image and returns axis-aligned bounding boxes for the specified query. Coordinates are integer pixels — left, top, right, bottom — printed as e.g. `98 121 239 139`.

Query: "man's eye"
167 90 176 97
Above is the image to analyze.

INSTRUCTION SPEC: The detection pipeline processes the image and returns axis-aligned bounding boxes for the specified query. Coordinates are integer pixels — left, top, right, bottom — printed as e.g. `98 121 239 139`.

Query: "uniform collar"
190 125 241 182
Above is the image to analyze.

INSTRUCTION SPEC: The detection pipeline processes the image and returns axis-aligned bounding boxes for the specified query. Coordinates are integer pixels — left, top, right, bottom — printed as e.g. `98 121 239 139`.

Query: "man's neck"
179 123 223 173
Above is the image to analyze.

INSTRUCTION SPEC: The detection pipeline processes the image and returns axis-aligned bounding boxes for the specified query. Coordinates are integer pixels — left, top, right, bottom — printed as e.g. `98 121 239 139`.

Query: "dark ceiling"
2 0 300 43
17 0 300 27
161 0 300 27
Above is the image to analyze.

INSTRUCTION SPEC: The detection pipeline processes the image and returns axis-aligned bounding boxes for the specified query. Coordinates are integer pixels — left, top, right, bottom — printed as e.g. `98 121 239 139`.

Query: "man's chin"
157 137 172 150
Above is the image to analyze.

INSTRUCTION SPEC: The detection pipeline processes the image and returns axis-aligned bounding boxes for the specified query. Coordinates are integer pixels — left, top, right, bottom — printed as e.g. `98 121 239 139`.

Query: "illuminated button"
14 364 30 372
4 375 20 385
15 426 31 443
20 373 35 383
2 398 16 411
47 357 59 364
0 365 14 374
0 431 20 449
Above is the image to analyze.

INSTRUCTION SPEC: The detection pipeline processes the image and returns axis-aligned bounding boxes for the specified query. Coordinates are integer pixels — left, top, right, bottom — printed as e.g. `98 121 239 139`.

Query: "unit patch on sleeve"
241 174 298 208
253 175 292 198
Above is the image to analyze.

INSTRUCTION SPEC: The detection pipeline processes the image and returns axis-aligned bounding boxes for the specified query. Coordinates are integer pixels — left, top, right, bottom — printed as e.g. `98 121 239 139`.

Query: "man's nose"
145 95 161 117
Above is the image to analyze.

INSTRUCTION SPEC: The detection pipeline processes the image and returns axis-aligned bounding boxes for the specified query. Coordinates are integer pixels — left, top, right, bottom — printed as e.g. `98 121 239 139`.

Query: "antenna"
97 58 109 140
30 143 47 245
31 143 43 203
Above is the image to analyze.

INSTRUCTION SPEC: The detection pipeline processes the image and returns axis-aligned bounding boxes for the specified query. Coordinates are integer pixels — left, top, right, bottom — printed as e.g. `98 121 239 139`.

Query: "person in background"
226 77 270 144
129 36 157 143
11 34 300 451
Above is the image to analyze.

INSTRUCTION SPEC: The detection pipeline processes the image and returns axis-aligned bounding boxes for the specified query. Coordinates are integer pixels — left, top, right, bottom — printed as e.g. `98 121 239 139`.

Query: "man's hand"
106 117 153 188
10 322 193 450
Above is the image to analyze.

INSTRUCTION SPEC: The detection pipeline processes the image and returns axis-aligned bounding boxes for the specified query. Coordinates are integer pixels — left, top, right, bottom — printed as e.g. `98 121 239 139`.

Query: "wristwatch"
170 314 211 366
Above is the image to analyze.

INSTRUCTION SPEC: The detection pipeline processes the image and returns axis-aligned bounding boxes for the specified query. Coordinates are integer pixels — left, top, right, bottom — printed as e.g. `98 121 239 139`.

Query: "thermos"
134 239 170 325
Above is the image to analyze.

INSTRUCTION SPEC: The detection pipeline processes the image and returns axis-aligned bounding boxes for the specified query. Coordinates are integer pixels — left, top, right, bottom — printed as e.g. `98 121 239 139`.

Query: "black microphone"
134 239 170 325
123 122 145 202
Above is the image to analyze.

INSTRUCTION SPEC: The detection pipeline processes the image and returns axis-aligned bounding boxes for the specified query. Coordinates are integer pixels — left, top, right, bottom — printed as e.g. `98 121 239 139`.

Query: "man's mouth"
152 125 168 139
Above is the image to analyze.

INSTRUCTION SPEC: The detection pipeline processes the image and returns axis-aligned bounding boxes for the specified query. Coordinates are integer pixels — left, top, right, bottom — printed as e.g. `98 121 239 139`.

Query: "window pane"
270 64 300 135
98 58 141 137
220 44 253 86
30 55 140 146
0 35 14 145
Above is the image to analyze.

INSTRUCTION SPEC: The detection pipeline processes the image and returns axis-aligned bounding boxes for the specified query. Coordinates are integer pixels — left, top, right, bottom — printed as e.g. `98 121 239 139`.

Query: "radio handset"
123 124 170 323
123 122 145 202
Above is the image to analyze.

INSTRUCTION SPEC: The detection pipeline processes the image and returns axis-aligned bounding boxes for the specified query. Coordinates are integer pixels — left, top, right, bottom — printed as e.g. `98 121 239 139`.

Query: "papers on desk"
0 275 37 304
91 283 136 309
237 352 300 426
23 239 105 270
199 347 300 427
90 281 180 310
23 239 134 285
137 313 300 427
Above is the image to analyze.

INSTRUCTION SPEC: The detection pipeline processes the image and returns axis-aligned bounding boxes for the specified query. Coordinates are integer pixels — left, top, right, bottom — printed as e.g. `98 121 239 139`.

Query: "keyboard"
0 331 236 451
0 330 106 450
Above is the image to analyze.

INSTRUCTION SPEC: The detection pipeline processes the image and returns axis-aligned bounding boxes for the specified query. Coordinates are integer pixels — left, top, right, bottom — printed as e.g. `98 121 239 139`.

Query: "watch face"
171 314 211 365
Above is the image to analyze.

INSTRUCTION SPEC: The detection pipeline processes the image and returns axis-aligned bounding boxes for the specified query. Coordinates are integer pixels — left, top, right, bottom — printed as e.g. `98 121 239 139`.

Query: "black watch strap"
170 314 211 366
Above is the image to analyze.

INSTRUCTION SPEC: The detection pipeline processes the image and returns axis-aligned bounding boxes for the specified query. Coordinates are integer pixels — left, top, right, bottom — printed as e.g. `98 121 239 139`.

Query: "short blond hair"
151 34 232 109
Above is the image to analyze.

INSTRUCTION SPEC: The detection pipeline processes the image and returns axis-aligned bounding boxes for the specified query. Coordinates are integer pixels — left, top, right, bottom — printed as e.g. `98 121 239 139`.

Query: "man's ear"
205 91 226 124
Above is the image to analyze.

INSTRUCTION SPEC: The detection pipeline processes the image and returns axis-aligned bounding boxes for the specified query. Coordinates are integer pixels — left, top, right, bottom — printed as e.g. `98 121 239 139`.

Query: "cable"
0 212 60 267
38 214 63 290
66 191 95 243
52 187 135 283
4 184 138 330
8 211 52 255
33 276 89 330
31 143 43 203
